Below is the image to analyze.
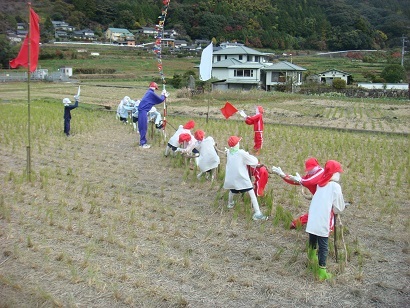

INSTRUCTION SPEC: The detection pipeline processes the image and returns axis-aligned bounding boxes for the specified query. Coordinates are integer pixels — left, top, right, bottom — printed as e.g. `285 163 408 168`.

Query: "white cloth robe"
195 137 220 172
223 149 258 190
306 181 345 237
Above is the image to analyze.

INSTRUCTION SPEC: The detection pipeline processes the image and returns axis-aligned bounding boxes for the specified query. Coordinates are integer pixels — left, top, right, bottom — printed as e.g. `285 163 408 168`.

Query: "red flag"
220 101 238 119
10 8 40 72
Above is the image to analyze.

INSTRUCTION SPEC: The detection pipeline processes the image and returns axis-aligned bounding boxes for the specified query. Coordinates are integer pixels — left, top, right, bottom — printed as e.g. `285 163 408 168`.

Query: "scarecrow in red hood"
305 160 346 281
223 136 267 221
271 157 324 229
239 106 264 155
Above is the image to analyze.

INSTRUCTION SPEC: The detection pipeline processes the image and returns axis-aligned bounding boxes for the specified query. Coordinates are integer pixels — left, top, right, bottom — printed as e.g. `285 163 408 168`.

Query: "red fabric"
194 130 204 141
290 213 309 229
290 212 334 231
178 133 191 143
228 136 241 147
304 157 320 172
249 165 269 196
245 113 264 150
183 120 195 129
220 101 238 119
281 166 323 194
300 167 324 195
10 8 40 72
149 82 159 89
318 160 343 187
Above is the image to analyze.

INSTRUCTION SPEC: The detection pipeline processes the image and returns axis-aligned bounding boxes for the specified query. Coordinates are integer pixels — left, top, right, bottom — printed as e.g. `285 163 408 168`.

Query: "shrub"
380 64 407 83
332 79 346 89
73 68 116 74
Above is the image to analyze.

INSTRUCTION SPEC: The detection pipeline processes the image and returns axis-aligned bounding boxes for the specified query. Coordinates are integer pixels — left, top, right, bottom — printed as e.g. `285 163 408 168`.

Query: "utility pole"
401 35 407 67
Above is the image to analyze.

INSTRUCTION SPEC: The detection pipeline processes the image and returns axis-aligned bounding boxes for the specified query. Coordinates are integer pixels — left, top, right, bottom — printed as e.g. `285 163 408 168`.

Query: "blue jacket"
138 89 165 113
64 101 78 119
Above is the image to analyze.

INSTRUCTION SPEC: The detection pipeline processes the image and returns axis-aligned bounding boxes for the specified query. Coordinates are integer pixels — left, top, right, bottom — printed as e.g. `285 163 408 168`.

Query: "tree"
380 64 407 83
0 35 13 69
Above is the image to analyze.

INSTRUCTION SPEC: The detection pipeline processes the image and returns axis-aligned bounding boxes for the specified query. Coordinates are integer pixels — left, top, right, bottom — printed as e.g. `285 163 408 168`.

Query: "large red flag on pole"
10 7 40 72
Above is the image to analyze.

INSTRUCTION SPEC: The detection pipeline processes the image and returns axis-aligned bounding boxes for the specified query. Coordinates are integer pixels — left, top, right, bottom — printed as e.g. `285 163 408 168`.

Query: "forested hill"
1 0 409 51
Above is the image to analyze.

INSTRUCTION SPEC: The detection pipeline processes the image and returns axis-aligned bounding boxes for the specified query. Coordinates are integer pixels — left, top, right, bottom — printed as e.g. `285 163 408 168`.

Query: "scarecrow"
137 82 169 149
223 136 267 221
63 96 79 136
239 106 264 155
180 129 221 181
131 100 140 132
164 120 195 157
271 157 324 229
305 160 346 281
248 164 269 197
117 96 133 124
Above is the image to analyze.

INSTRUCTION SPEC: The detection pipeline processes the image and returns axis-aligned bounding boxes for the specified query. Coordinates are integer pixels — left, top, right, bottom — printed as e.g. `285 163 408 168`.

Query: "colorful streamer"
154 0 171 84
154 0 171 136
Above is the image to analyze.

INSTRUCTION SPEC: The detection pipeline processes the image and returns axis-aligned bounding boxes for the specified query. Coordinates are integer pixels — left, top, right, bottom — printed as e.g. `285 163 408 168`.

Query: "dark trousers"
308 233 328 267
64 118 71 136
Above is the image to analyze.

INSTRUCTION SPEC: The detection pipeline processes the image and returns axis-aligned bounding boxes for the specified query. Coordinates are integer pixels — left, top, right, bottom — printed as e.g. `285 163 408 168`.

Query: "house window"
234 69 254 77
217 55 221 61
272 72 286 82
239 55 243 60
225 55 227 59
255 56 260 62
247 55 252 62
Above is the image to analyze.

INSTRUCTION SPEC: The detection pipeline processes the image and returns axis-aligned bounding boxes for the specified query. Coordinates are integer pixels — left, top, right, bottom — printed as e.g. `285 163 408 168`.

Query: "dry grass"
0 82 409 307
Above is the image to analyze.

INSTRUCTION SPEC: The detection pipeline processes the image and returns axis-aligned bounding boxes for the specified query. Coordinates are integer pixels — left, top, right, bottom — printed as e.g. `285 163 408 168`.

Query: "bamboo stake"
27 2 32 181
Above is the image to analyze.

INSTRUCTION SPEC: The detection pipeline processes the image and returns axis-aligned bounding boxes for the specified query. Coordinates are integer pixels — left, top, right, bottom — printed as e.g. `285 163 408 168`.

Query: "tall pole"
401 35 406 67
27 2 32 181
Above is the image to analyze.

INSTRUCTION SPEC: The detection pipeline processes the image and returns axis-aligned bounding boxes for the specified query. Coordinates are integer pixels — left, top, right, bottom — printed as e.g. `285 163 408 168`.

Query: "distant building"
135 27 178 38
59 66 73 77
263 61 306 90
71 29 97 41
310 69 353 85
357 83 408 90
197 45 307 91
52 21 74 32
105 28 135 44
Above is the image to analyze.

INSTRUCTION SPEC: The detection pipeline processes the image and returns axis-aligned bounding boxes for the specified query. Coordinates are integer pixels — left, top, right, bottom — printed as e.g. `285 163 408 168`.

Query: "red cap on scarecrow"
318 160 343 187
194 130 205 141
183 120 195 129
228 136 241 147
149 82 159 90
304 157 320 172
178 133 191 144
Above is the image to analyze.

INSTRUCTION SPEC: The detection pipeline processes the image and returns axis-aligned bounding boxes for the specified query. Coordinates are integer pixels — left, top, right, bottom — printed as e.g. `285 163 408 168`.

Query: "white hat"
149 106 157 113
63 98 71 106
123 96 131 104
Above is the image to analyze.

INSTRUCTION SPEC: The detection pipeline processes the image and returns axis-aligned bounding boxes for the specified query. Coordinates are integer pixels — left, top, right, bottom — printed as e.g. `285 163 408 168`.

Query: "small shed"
316 69 352 85
59 66 73 77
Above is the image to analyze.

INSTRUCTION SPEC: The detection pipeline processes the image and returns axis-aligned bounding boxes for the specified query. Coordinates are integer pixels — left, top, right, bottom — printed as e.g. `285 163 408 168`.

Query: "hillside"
1 0 409 50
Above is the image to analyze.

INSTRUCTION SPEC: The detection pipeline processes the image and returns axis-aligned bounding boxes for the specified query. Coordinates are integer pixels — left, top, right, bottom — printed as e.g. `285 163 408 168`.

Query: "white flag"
199 43 213 81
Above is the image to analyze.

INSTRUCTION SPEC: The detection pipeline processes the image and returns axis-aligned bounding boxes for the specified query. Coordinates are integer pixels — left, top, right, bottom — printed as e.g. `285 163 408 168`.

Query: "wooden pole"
27 2 32 181
334 214 338 263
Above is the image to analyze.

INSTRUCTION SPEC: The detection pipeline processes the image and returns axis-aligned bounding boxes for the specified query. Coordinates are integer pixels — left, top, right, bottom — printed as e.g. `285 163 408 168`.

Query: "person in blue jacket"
137 82 169 148
63 96 79 136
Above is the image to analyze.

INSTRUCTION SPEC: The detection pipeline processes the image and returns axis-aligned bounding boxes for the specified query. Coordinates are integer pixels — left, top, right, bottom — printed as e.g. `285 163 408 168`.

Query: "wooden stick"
334 214 338 263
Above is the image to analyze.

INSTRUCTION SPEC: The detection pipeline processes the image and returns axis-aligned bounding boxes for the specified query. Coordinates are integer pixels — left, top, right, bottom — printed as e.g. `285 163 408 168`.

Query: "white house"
262 61 306 91
203 46 306 91
59 66 73 77
313 69 353 85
